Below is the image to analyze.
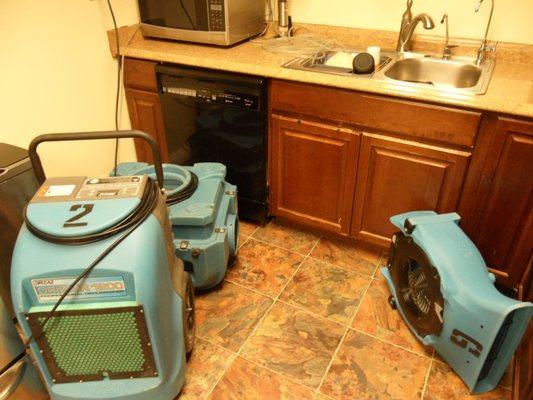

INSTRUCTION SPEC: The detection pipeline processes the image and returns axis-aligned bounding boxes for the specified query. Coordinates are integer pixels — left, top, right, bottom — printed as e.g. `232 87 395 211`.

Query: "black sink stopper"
352 53 375 74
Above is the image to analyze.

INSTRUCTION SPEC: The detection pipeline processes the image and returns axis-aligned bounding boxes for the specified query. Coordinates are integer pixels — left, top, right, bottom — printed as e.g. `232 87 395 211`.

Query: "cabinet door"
125 88 168 163
460 117 533 290
270 115 360 235
351 133 471 247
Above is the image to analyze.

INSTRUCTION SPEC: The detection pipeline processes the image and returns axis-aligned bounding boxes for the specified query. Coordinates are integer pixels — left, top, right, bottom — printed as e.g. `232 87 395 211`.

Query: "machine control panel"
32 176 147 203
161 86 259 110
208 0 226 32
76 176 143 199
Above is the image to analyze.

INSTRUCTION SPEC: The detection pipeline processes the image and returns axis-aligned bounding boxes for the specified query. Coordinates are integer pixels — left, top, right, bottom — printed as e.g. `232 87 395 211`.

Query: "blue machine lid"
26 176 146 238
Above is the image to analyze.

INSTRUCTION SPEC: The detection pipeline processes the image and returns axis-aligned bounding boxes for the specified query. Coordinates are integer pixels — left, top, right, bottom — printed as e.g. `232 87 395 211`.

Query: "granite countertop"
115 27 533 119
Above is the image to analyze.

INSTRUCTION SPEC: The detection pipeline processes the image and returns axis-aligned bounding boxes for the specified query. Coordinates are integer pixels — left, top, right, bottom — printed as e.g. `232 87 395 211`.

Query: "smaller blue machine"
382 211 533 394
10 131 195 400
115 162 238 291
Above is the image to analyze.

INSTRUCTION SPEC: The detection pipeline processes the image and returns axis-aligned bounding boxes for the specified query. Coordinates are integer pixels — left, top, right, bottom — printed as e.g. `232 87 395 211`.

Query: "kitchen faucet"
475 0 497 65
396 0 435 52
441 14 458 60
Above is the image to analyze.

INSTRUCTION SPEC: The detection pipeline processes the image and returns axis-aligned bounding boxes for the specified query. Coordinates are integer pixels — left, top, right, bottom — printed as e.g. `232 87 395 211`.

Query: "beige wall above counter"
109 24 533 119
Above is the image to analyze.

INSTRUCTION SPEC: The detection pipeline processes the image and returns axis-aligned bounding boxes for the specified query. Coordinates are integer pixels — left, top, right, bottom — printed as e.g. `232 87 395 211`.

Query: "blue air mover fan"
10 131 195 400
115 162 238 291
382 211 533 394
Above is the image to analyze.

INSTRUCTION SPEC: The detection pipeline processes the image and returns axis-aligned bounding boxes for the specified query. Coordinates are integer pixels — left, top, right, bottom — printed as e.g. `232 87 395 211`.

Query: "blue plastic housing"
11 187 187 400
382 211 533 394
115 162 239 291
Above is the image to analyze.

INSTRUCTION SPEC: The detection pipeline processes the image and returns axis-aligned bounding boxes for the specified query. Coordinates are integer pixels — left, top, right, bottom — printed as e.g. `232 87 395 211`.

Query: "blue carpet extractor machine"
114 161 239 291
382 211 533 394
8 131 195 400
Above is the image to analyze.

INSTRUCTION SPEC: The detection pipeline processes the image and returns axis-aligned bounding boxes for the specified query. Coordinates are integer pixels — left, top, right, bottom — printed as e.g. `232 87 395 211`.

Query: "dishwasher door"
156 65 269 222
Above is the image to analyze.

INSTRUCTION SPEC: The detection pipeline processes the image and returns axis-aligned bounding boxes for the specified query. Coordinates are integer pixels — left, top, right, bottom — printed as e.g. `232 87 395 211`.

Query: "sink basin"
283 51 495 95
384 58 481 89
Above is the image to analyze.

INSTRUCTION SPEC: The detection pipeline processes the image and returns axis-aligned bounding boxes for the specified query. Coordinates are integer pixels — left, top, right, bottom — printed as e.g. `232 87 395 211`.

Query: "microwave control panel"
208 0 226 32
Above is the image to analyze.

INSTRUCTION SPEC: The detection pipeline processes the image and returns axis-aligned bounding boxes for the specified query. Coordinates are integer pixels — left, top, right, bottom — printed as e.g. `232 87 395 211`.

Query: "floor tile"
320 330 430 400
239 220 259 236
226 239 304 297
179 338 235 400
424 361 512 400
352 276 433 357
252 220 320 254
195 281 273 351
241 302 345 389
310 237 381 276
209 357 315 400
279 258 371 325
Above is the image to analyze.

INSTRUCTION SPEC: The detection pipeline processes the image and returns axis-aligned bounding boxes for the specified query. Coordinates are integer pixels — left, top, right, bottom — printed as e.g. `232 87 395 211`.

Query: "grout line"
245 235 312 257
202 351 238 400
419 356 434 400
313 277 374 398
350 327 434 360
222 278 276 300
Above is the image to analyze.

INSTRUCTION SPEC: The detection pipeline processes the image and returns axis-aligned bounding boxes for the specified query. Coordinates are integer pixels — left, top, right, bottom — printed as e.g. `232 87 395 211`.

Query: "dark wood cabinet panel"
125 88 168 163
351 134 471 247
270 114 360 235
459 117 533 290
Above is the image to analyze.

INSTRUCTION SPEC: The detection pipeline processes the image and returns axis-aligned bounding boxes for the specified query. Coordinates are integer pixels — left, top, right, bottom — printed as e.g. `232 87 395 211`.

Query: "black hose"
166 172 198 206
24 178 158 245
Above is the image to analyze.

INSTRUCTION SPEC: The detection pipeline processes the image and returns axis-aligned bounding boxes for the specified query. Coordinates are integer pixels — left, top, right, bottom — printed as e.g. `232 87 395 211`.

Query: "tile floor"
178 220 513 400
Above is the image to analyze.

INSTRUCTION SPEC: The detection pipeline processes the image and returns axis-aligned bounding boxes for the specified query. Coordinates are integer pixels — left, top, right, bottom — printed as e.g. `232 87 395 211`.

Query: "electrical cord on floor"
179 0 196 30
0 179 159 378
106 0 121 176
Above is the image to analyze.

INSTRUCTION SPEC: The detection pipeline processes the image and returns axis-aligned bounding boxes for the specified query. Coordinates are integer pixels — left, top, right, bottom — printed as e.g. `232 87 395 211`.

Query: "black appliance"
156 65 268 222
0 144 38 317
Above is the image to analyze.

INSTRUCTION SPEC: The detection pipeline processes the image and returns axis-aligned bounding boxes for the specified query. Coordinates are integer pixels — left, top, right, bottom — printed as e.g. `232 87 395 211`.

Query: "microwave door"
138 0 209 31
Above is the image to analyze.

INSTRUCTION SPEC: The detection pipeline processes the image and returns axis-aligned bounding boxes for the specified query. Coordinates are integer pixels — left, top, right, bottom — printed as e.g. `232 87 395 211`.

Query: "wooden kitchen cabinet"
125 88 168 163
459 116 533 291
269 114 360 235
123 58 168 163
351 133 471 247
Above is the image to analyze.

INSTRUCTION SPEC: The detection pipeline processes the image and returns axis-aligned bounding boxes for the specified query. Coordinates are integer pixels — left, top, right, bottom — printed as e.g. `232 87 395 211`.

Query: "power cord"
106 0 121 176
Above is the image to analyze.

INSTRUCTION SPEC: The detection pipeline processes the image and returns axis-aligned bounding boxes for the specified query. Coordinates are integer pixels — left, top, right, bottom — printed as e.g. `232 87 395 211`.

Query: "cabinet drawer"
124 58 159 92
270 79 481 148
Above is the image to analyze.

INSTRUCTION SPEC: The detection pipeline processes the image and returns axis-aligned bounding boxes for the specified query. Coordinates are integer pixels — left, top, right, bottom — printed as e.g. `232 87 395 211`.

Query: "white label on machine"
31 276 127 303
43 184 76 197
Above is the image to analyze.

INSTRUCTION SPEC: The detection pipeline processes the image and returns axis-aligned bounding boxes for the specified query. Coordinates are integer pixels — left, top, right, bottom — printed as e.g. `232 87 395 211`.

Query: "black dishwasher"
156 65 268 222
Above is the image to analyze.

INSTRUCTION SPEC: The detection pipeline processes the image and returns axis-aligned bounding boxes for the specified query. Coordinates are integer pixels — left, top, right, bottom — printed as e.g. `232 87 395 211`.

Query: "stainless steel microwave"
138 0 265 46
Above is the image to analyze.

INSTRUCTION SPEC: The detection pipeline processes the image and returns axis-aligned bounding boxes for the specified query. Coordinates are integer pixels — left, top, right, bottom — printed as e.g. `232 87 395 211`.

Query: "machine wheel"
183 273 196 359
388 295 397 310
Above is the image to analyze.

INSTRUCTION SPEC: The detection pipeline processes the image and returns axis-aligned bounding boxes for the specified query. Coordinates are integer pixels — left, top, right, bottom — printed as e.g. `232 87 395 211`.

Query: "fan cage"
400 257 432 318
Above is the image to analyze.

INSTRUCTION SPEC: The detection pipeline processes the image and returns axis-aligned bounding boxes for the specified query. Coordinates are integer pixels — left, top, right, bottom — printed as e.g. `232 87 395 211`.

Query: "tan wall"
0 0 139 178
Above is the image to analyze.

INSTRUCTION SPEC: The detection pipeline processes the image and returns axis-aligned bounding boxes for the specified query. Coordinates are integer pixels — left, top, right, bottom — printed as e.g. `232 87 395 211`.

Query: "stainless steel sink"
283 51 495 95
383 56 494 94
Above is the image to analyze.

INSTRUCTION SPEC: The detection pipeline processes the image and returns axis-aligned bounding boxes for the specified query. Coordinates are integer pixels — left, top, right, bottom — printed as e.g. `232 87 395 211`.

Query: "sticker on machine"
41 184 76 197
31 275 127 303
